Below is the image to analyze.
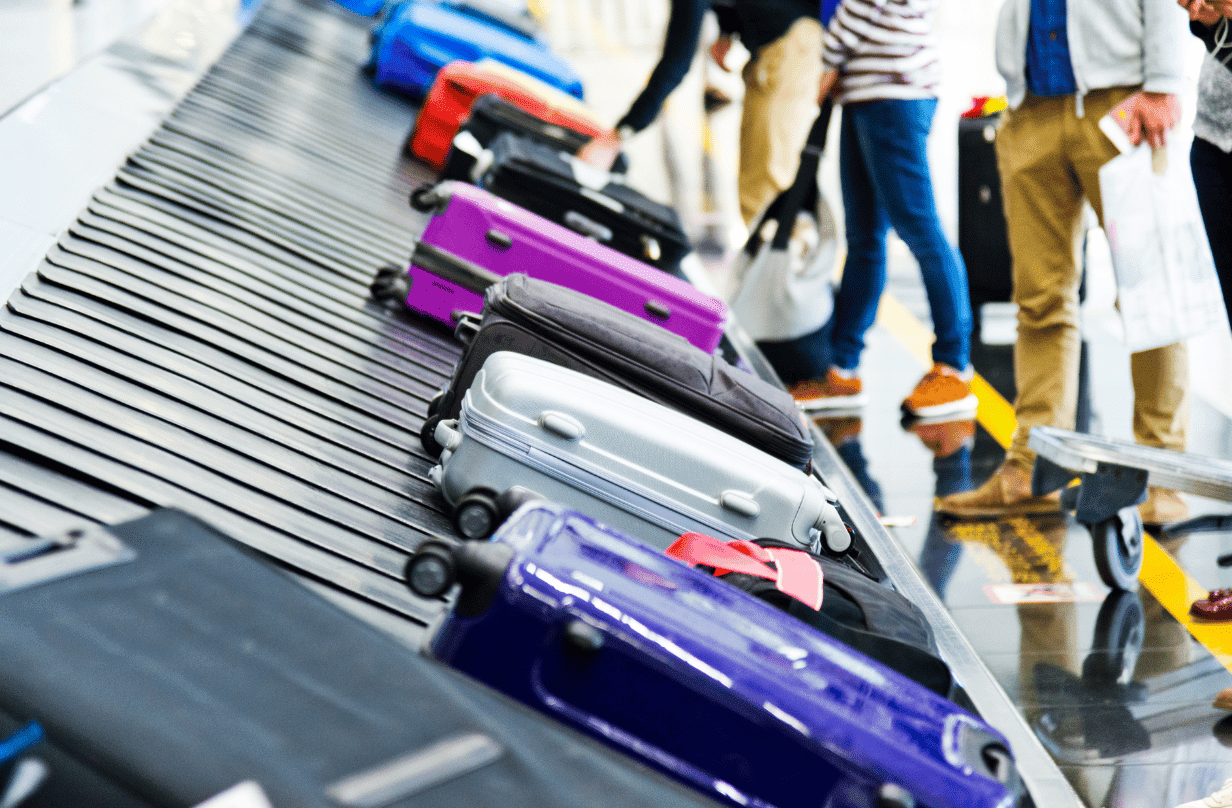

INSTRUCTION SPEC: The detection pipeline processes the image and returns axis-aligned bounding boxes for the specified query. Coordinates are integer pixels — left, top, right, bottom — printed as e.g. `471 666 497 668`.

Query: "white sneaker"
1175 779 1232 808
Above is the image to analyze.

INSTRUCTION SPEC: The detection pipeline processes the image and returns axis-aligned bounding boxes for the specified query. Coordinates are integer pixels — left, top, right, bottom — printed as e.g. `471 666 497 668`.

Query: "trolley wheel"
425 389 445 418
419 414 443 458
1082 589 1145 683
404 539 457 597
370 265 408 302
1090 508 1145 592
453 489 500 540
409 184 439 213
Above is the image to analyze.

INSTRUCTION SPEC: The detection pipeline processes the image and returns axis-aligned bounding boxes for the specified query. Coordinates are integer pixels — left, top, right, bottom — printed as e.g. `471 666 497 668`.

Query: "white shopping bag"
1098 122 1226 353
726 195 839 342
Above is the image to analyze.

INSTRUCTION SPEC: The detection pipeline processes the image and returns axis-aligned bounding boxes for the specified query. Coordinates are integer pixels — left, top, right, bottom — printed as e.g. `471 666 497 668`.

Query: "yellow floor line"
876 292 1232 673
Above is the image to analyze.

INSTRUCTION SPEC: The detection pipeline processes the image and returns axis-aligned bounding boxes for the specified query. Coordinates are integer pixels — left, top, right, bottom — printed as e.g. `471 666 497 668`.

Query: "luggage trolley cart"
1028 425 1232 590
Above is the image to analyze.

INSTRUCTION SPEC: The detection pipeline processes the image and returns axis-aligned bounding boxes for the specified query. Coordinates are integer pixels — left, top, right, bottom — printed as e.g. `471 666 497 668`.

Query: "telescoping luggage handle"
665 532 823 610
742 100 834 257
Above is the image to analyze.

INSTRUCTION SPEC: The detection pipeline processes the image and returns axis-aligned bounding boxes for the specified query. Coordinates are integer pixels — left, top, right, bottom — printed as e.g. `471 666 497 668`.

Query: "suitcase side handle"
563 210 613 243
719 490 760 518
411 242 503 294
1 525 137 595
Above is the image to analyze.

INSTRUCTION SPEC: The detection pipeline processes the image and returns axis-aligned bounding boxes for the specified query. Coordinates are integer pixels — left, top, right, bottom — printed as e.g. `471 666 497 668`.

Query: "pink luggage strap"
665 533 823 610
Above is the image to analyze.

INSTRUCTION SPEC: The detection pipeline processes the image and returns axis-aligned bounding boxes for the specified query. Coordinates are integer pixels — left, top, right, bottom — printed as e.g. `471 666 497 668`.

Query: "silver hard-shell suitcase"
428 351 850 553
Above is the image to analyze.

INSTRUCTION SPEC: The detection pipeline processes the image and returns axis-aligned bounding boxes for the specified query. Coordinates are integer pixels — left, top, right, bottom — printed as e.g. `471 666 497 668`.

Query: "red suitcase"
408 59 607 171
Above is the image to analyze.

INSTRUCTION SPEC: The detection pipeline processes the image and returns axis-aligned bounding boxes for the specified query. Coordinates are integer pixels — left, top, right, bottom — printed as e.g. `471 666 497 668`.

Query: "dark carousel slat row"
0 0 461 632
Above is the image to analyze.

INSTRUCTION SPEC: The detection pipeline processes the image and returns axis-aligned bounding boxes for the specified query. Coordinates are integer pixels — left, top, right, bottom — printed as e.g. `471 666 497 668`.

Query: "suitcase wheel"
420 414 443 457
370 264 409 302
426 389 446 418
454 489 501 540
405 539 458 597
409 184 444 213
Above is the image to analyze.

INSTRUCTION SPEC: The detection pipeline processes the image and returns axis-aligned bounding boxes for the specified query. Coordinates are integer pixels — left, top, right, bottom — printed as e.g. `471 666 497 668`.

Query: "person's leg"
828 102 891 372
736 18 823 227
936 95 1084 516
847 98 972 372
788 104 884 410
1191 136 1232 331
843 98 976 417
1074 87 1191 526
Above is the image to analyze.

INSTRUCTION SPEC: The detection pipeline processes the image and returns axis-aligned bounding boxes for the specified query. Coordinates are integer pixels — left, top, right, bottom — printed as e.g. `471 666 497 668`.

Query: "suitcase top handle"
666 532 824 610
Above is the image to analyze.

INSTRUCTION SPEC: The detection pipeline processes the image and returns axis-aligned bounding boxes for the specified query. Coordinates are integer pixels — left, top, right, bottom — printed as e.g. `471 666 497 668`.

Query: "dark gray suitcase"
0 509 723 808
421 274 813 473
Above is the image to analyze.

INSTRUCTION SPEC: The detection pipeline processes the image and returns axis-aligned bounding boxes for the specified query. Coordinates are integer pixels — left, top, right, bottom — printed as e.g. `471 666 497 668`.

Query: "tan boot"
1139 486 1189 528
934 458 1062 519
1214 687 1232 711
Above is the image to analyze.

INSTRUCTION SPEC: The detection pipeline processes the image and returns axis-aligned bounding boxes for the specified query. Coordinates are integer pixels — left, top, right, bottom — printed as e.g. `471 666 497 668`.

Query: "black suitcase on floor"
473 131 690 270
441 94 629 183
957 114 1013 312
421 274 814 472
0 509 722 808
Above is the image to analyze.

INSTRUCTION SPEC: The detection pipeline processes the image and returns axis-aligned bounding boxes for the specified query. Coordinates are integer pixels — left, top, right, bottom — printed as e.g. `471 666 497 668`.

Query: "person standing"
936 0 1193 524
787 0 978 420
576 0 712 170
1182 0 1232 331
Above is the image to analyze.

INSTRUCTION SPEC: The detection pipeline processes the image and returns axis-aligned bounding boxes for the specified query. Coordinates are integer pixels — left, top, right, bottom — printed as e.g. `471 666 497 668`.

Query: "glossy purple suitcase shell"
414 503 1025 808
404 181 727 353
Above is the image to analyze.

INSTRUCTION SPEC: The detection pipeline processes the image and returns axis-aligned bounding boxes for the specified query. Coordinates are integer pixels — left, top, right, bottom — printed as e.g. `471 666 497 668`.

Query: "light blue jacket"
996 0 1189 114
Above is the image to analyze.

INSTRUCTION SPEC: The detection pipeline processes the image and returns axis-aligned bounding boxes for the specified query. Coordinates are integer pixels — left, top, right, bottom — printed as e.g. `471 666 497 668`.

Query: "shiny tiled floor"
4 0 1232 805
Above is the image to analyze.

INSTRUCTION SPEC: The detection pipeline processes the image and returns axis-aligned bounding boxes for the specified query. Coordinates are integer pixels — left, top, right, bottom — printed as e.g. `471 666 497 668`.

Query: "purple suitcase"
374 181 727 353
406 503 1027 808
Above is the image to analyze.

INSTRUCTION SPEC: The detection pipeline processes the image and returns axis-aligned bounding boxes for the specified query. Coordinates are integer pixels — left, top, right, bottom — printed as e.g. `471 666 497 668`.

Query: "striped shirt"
821 0 942 104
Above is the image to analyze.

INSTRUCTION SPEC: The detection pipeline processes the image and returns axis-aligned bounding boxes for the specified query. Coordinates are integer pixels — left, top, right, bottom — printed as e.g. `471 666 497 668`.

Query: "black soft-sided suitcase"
957 114 1013 312
441 94 629 183
421 274 813 472
696 538 953 697
475 131 690 270
0 509 722 808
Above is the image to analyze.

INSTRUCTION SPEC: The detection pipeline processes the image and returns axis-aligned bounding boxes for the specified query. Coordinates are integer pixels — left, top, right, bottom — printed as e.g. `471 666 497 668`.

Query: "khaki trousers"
738 18 823 226
996 87 1190 467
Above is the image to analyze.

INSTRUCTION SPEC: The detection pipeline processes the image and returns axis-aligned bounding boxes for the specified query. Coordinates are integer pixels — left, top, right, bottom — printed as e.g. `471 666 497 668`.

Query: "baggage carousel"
0 0 1086 804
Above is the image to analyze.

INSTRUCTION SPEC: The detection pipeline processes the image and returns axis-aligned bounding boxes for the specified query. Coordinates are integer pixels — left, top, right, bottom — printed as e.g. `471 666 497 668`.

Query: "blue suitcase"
407 503 1028 808
366 0 582 101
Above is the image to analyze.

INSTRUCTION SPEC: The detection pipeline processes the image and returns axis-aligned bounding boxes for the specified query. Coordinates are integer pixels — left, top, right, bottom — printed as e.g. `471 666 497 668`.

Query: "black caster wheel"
1091 508 1145 592
404 539 457 597
409 184 440 213
496 485 545 517
425 389 445 418
419 414 443 458
370 265 408 302
453 489 500 540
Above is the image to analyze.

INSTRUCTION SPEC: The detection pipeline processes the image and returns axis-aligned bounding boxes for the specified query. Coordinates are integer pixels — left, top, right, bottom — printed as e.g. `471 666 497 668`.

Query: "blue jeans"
830 98 972 372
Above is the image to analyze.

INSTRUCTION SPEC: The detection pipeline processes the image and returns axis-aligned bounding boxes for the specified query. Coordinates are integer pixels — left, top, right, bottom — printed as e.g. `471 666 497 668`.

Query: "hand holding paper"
1106 91 1181 150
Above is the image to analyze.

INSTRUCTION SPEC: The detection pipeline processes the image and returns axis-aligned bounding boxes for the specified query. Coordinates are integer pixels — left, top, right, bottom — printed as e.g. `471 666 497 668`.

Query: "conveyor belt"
0 1 1098 801
0 0 457 628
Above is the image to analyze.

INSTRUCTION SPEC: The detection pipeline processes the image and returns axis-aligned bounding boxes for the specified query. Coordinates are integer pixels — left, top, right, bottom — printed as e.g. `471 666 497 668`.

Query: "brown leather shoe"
1191 589 1232 621
1139 486 1189 527
934 459 1062 518
1215 687 1232 711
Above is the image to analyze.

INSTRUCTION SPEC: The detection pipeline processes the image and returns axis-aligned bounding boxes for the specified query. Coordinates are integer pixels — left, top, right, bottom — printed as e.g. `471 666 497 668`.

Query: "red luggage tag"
665 532 823 611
